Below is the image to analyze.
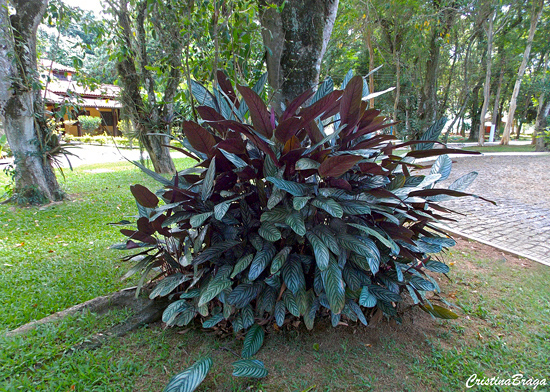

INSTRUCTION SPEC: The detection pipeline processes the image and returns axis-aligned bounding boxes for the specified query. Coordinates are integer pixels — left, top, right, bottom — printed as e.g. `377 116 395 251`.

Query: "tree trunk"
0 0 63 204
365 24 375 108
478 9 495 146
491 57 505 132
113 0 175 174
393 54 400 133
469 81 483 141
259 0 339 112
534 99 550 152
501 0 543 145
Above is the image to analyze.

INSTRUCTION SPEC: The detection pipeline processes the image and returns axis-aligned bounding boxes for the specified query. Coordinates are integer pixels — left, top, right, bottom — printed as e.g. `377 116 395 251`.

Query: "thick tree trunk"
501 0 543 145
534 100 550 152
0 0 63 204
469 82 483 141
259 0 339 112
478 9 495 146
113 0 175 174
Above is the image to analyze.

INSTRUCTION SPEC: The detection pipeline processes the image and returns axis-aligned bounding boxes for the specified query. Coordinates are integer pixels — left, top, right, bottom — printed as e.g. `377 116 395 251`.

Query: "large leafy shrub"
118 71 486 335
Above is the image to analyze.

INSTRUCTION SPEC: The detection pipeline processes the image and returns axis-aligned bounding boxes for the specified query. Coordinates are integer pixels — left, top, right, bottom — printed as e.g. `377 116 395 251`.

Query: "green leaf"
423 259 450 274
190 212 213 228
359 286 377 308
295 158 320 170
338 200 372 215
232 359 268 378
201 157 216 201
241 324 265 358
293 196 311 210
249 244 276 281
214 201 231 220
311 198 343 218
270 246 291 274
274 301 286 327
409 275 436 291
266 177 311 197
417 117 447 150
150 273 191 299
430 154 452 182
220 149 248 168
162 300 191 325
337 234 379 261
241 304 255 330
282 257 305 295
163 357 212 392
261 206 290 223
449 171 478 192
198 278 232 307
258 222 282 242
347 223 399 254
306 232 330 271
227 283 258 308
202 313 224 328
419 304 459 319
231 254 254 278
285 211 306 236
282 290 300 317
368 284 402 303
321 258 345 314
313 226 340 255
267 187 285 209
347 300 368 326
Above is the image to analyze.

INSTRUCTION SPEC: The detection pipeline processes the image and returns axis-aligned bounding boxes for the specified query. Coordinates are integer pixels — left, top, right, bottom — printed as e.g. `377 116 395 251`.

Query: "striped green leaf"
249 244 276 281
306 231 330 271
311 197 343 218
232 359 268 378
321 258 345 314
359 286 377 308
241 324 265 358
190 212 213 228
198 278 232 307
270 246 291 274
231 254 254 278
282 257 305 295
163 357 212 392
266 177 311 196
293 196 311 210
285 211 306 236
258 222 282 242
150 273 191 299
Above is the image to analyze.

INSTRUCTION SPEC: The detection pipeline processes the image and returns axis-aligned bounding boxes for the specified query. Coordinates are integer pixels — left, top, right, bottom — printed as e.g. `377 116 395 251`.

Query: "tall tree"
500 0 543 145
0 0 63 204
259 0 339 111
105 0 190 174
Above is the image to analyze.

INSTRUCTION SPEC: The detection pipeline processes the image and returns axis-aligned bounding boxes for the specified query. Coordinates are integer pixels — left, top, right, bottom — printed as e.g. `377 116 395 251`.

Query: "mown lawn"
462 144 536 153
1 160 549 391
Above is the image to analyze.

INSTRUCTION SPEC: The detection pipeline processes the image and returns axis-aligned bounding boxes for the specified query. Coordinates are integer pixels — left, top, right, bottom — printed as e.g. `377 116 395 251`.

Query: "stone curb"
433 223 550 268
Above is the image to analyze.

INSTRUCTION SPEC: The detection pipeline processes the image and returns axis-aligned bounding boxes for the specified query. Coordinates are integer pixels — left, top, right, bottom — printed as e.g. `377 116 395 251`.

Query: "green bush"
119 72 484 340
77 115 102 134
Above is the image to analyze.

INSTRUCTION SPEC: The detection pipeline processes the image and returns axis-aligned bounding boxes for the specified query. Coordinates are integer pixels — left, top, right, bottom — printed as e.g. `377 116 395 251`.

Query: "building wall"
47 105 119 137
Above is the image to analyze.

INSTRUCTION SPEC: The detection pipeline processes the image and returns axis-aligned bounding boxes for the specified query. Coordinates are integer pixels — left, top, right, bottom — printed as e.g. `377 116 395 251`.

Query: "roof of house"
41 59 122 109
39 59 76 74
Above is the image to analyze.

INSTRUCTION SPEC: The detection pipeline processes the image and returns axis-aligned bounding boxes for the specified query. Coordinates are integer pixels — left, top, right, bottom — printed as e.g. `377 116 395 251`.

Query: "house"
40 59 122 137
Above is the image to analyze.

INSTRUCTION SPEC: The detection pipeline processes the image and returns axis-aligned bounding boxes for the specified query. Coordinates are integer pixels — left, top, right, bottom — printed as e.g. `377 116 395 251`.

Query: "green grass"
463 144 537 153
0 158 194 330
1 161 550 391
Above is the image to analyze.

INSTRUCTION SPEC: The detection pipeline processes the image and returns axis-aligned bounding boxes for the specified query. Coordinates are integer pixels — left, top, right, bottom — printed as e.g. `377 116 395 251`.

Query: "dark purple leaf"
181 120 216 156
217 70 239 108
274 117 303 144
237 85 273 138
318 155 362 178
409 189 496 204
282 87 314 120
406 148 481 159
339 75 363 130
130 184 159 208
120 229 157 244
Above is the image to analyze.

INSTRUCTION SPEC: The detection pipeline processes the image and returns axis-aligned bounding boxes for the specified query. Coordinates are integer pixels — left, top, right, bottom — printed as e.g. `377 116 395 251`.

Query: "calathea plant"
116 70 489 387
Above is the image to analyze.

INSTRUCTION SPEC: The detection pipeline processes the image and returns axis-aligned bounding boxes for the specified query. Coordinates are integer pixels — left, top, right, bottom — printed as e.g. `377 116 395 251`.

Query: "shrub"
118 72 486 336
77 115 102 134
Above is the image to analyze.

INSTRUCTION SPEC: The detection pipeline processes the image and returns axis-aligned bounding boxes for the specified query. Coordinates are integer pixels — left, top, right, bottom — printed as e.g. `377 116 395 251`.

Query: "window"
100 111 115 126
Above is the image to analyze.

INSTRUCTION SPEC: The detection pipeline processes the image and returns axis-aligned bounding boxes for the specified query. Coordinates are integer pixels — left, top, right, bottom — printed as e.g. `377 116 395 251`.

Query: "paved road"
421 154 550 267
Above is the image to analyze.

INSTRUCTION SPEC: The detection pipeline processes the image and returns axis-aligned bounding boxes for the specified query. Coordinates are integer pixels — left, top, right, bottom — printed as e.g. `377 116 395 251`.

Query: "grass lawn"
1 160 549 391
462 144 537 153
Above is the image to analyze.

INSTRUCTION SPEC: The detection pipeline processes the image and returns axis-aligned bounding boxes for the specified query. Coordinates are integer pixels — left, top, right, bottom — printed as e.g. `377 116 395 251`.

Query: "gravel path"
420 154 550 266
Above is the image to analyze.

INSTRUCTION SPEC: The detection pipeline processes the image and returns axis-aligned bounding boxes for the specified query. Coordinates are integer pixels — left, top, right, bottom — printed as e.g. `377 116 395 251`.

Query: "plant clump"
118 71 486 336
